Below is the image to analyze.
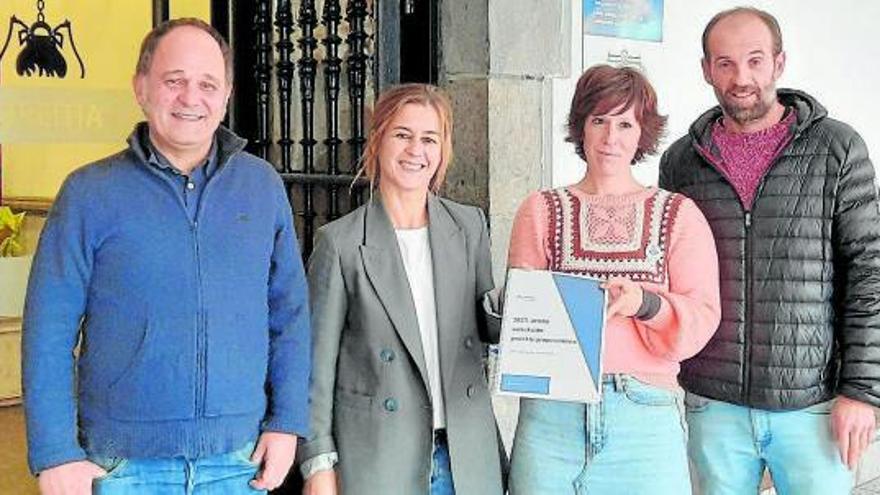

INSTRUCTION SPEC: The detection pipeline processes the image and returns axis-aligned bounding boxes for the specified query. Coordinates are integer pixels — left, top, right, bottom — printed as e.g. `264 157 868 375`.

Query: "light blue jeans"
431 429 455 495
686 393 853 495
509 375 690 495
89 441 265 495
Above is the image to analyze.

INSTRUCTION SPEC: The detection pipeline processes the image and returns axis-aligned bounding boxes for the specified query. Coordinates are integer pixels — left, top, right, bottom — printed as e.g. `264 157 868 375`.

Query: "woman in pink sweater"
506 65 721 494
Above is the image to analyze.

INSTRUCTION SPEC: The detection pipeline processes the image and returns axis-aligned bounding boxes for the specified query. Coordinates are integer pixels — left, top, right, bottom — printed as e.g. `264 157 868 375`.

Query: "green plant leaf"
11 211 25 231
0 207 26 257
0 237 13 257
0 207 14 230
11 239 23 257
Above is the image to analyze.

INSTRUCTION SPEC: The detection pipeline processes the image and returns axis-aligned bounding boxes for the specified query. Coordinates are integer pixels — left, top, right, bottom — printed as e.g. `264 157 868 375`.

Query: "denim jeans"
89 441 265 495
508 375 690 495
686 394 853 495
430 429 455 495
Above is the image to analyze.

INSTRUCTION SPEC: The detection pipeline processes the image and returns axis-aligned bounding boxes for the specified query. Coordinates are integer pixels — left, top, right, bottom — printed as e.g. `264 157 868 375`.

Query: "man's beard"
716 84 776 127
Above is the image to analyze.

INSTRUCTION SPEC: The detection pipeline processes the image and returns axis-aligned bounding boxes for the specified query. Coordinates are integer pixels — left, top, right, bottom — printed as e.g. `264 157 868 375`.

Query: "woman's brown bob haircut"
356 83 454 193
566 64 666 164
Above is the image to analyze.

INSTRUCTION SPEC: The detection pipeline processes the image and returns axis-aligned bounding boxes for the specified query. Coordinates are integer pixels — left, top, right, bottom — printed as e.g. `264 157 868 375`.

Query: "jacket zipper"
142 143 239 419
695 134 790 404
743 210 753 403
193 219 206 416
154 173 206 418
192 155 234 417
741 176 768 402
740 132 796 402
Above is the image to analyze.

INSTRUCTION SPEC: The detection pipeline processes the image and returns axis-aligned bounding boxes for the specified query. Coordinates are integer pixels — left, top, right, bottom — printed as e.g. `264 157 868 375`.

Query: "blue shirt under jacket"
22 123 311 474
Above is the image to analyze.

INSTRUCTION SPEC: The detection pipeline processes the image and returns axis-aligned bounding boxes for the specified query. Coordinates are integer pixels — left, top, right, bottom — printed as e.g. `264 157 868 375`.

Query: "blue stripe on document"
501 374 551 395
552 274 604 392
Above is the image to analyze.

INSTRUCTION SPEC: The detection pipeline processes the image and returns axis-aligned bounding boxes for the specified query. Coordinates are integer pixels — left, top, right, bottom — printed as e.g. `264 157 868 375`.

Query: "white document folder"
495 268 607 403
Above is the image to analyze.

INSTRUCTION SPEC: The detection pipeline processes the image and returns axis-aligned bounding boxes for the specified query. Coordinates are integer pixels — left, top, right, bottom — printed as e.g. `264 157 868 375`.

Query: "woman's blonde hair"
355 83 454 193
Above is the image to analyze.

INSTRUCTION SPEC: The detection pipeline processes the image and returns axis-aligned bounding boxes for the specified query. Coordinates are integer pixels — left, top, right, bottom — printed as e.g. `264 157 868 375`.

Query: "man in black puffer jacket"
660 7 880 495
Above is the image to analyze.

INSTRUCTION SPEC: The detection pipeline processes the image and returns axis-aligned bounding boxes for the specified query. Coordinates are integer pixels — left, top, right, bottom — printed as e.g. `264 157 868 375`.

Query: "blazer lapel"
359 197 431 390
427 196 466 387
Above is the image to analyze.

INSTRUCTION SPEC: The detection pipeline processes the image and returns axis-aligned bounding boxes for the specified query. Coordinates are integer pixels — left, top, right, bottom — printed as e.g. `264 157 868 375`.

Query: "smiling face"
376 103 443 197
702 12 785 131
582 104 642 179
133 25 231 163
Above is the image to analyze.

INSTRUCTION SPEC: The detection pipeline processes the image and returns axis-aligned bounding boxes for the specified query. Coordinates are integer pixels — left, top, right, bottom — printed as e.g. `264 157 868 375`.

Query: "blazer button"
464 336 475 349
466 384 476 398
384 398 399 412
380 348 395 362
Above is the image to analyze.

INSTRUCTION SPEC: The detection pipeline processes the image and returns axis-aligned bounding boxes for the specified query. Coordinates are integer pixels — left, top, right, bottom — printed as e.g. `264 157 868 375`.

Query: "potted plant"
0 206 32 317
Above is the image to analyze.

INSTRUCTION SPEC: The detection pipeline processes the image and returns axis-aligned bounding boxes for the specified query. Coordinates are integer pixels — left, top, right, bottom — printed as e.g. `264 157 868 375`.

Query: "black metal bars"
297 1 318 174
275 0 295 173
229 0 377 258
253 0 273 159
296 0 318 254
322 0 343 219
346 0 369 166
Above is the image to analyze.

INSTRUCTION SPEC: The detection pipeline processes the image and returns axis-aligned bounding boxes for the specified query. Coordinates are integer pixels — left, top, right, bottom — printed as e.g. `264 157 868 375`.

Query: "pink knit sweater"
508 186 721 389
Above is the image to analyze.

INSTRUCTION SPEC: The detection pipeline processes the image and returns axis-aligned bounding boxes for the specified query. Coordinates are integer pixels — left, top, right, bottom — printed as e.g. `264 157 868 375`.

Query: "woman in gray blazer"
300 84 504 495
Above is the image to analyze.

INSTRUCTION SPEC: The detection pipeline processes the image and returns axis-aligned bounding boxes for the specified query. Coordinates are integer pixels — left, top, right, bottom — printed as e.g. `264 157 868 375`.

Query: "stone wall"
440 0 570 288
439 0 573 450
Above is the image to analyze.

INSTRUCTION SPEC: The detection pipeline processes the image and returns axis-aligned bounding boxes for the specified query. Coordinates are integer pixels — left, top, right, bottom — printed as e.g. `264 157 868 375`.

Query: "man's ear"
133 74 146 107
701 57 712 86
773 51 786 81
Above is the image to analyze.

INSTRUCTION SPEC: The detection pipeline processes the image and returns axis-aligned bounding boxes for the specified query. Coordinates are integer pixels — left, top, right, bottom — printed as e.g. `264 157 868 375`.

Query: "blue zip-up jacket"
22 123 311 474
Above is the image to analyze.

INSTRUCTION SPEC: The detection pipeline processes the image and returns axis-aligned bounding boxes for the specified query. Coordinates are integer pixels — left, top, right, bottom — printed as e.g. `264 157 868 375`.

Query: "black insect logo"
0 0 85 79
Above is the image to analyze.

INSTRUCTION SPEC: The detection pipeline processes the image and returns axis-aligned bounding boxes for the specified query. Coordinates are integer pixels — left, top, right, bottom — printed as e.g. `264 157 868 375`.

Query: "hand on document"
601 277 644 318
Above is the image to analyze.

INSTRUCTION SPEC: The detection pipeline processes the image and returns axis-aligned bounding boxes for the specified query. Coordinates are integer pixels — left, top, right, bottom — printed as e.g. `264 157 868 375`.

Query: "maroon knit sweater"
711 111 796 209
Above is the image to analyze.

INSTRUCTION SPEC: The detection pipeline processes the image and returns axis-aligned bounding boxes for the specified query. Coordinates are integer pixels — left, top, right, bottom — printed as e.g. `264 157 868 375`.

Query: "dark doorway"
399 0 439 83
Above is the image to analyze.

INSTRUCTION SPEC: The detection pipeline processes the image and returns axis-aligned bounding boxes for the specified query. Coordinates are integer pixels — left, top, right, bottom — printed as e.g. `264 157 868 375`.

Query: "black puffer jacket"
659 89 880 410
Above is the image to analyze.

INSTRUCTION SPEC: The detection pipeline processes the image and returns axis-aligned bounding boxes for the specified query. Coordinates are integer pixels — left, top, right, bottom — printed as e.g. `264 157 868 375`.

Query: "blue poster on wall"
584 0 664 42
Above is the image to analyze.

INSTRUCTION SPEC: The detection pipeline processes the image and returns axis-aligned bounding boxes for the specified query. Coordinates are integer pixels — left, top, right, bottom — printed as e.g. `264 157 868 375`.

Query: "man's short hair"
702 7 783 60
135 17 233 85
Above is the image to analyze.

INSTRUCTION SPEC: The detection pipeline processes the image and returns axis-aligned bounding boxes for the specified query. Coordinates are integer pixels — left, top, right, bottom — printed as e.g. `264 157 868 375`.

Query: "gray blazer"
300 194 504 495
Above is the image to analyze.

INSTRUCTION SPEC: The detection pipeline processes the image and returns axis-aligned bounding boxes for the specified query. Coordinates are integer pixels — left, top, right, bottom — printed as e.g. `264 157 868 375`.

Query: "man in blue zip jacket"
22 18 311 495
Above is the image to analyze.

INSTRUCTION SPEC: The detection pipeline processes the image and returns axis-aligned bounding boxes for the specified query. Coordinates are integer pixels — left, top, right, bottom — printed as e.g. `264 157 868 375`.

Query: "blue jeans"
431 429 455 495
508 375 690 495
89 442 265 495
686 393 853 495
